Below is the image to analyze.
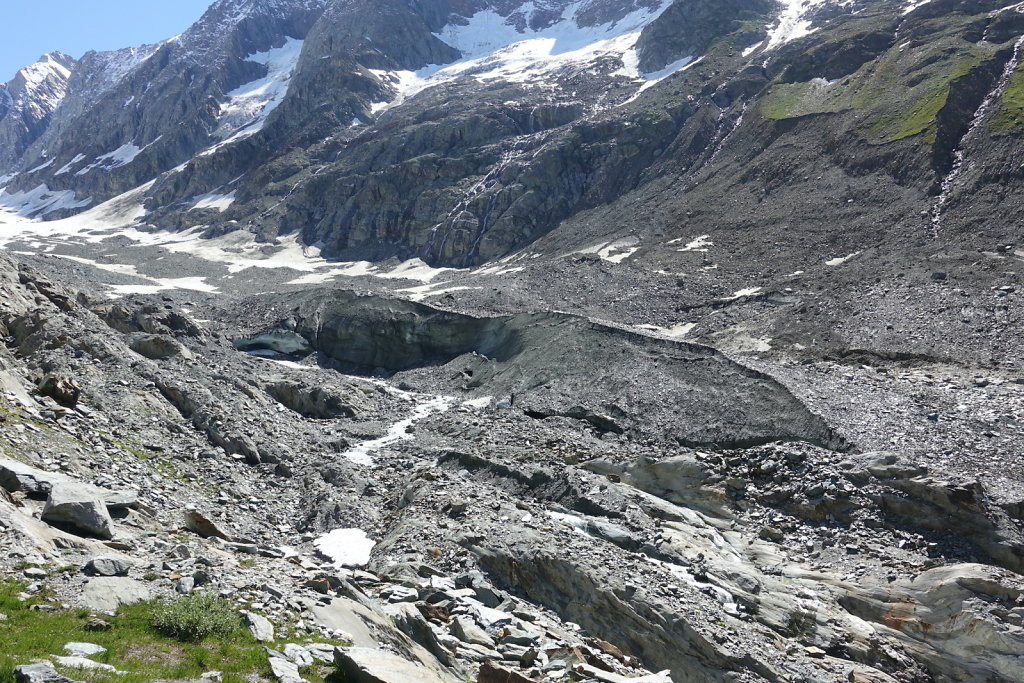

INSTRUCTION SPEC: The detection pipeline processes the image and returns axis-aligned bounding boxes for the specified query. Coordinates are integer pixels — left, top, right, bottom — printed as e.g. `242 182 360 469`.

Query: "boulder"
242 611 275 642
42 484 113 539
477 662 533 683
0 458 53 496
80 577 151 612
283 644 314 667
450 615 494 648
268 657 302 683
183 508 230 540
14 663 81 683
128 334 193 360
333 647 448 683
84 556 133 577
37 372 80 406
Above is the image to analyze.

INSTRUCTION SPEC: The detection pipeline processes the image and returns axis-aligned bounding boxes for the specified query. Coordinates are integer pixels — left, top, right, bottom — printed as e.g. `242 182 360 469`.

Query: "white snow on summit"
7 53 74 121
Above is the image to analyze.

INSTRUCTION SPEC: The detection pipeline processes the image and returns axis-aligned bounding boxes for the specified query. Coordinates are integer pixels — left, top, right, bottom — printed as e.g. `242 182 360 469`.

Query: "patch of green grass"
0 580 271 683
761 79 847 120
760 25 1006 146
991 64 1024 132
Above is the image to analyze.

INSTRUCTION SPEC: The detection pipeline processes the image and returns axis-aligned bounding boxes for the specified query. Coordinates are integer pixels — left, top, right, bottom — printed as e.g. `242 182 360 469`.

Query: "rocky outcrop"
635 0 775 73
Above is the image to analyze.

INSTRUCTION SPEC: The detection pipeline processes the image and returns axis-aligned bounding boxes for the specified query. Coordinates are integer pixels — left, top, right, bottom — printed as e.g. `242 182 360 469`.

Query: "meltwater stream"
339 392 456 466
253 355 458 466
931 35 1024 237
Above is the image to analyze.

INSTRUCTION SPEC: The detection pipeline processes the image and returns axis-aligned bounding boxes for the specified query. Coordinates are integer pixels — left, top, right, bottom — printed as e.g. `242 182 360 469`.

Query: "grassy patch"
992 64 1024 132
761 79 847 120
0 580 275 683
759 21 1005 145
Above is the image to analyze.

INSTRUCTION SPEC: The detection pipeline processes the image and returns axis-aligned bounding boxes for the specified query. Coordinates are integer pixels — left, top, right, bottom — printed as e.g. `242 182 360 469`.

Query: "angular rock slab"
79 577 151 613
333 647 448 683
42 484 113 539
14 663 81 683
242 611 275 642
84 556 133 577
183 508 230 540
268 656 302 683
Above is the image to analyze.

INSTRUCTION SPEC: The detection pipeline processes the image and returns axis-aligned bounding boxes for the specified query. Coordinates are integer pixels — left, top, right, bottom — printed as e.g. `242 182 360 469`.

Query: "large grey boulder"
333 647 448 683
242 611 275 643
84 556 134 577
268 656 302 683
80 577 151 612
128 333 193 360
42 484 113 539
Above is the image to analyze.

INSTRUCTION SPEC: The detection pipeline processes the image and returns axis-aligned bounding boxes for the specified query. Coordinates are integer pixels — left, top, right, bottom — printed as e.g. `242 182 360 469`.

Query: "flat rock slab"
183 508 230 540
0 458 135 510
79 577 151 613
0 458 54 495
333 647 447 683
63 643 106 657
52 657 118 673
14 663 82 683
268 656 302 683
312 598 379 647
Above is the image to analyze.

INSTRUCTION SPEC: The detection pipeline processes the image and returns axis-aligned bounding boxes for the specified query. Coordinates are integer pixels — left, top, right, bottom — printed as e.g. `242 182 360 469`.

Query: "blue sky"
1 1 214 81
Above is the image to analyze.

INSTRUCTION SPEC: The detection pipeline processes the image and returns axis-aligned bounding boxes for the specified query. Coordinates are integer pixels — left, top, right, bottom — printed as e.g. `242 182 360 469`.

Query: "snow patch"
766 0 826 50
313 529 376 568
728 287 763 300
825 251 861 266
216 37 303 141
341 394 455 466
397 282 479 302
55 154 87 176
96 144 143 168
51 254 219 296
635 322 696 339
0 184 92 217
107 277 219 296
584 237 640 263
27 159 55 174
0 182 149 245
673 234 713 252
191 191 236 212
903 0 934 14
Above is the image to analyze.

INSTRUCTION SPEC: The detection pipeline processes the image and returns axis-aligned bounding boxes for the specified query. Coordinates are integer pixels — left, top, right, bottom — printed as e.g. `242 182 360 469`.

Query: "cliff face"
0 52 77 172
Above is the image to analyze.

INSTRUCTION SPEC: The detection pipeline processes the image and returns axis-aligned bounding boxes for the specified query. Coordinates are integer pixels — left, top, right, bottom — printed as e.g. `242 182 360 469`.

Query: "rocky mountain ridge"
3 0 1024 271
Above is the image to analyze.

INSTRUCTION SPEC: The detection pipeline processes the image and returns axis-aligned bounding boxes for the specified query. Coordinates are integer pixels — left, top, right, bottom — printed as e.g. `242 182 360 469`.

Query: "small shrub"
152 592 241 641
